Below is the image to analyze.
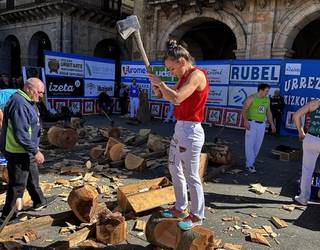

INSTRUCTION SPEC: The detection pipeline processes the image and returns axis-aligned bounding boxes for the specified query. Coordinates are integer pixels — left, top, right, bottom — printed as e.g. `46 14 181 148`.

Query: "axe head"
116 15 141 40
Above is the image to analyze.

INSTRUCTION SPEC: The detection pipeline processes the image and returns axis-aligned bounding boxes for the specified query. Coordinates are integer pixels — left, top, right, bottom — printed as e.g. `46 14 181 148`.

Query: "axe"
117 15 153 74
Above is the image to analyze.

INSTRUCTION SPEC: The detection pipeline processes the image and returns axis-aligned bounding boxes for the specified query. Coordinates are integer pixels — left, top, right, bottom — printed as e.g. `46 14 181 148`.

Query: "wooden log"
0 166 8 183
105 137 123 159
147 134 167 152
129 135 148 147
125 153 146 171
90 146 105 160
109 143 124 162
67 185 98 223
70 117 81 129
199 153 208 182
109 159 125 168
146 211 214 250
204 144 232 165
140 150 166 159
47 126 78 149
96 210 127 245
99 127 121 139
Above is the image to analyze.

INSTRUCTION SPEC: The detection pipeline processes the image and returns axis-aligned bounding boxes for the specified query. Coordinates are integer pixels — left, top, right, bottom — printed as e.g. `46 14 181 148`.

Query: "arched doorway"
292 19 320 58
180 21 237 60
94 39 121 83
28 31 52 67
1 35 21 77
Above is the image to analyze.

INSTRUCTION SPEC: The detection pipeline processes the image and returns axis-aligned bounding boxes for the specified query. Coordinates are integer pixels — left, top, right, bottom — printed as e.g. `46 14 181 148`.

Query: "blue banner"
280 60 320 135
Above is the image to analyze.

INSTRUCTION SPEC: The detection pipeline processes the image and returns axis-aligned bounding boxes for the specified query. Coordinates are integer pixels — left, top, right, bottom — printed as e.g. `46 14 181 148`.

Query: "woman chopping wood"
147 40 209 230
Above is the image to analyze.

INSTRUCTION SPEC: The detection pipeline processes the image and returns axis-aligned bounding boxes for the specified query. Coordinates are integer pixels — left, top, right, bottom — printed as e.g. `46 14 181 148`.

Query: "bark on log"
96 210 127 245
147 134 167 152
67 185 98 223
47 126 78 149
146 211 214 250
109 143 124 162
125 153 146 171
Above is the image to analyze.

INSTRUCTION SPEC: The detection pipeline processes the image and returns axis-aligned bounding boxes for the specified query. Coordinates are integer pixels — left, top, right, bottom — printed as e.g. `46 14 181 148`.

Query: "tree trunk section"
67 185 98 223
109 143 124 161
137 91 151 123
47 126 78 149
147 134 167 152
204 144 232 165
105 137 123 159
146 211 214 250
125 153 146 171
90 147 105 160
96 210 127 245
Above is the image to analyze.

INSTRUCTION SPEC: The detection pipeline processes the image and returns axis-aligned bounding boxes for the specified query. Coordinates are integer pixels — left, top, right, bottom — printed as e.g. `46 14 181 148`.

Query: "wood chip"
250 212 258 218
23 230 40 243
85 160 92 169
249 183 268 194
97 185 111 195
212 239 222 248
271 216 288 229
222 216 240 222
262 225 274 234
223 243 242 250
83 172 98 182
134 219 146 231
242 228 268 236
249 232 271 247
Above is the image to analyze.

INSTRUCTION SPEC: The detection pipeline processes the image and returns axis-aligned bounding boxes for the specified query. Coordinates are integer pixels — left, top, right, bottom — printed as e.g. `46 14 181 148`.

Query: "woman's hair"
164 40 194 63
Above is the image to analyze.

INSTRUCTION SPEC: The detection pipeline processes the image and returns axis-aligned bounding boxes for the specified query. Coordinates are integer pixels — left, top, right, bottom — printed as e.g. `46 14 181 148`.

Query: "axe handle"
134 30 153 74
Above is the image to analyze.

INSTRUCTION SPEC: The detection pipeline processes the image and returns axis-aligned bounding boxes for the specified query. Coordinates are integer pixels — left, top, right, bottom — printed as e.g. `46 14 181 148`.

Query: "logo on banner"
208 110 221 122
48 59 60 73
285 63 301 76
233 88 247 104
46 77 84 97
122 65 147 76
226 112 238 124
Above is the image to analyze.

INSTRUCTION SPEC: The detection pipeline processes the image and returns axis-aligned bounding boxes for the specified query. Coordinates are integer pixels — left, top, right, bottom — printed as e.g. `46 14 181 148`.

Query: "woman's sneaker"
161 206 189 219
294 195 308 206
178 213 202 231
246 166 256 173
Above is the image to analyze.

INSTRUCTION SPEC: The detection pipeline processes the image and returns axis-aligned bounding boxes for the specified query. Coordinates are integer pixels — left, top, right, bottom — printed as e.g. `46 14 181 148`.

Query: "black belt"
248 119 264 124
308 132 320 138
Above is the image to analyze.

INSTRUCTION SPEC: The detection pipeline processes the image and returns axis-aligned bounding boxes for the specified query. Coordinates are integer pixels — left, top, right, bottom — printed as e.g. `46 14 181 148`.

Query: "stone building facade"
0 0 134 80
133 0 320 61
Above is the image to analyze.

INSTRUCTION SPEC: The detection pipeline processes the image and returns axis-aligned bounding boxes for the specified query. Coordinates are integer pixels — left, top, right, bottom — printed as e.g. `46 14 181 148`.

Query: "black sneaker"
33 196 57 211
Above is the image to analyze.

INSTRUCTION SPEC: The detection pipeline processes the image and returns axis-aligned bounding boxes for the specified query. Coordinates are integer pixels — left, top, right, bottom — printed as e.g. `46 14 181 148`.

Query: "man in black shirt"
269 90 284 134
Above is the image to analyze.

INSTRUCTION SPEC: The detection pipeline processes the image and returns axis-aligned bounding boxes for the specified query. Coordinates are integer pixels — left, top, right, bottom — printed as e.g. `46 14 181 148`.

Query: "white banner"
207 86 228 106
198 64 230 84
85 60 115 79
84 79 114 97
229 65 281 83
45 55 84 77
121 64 147 78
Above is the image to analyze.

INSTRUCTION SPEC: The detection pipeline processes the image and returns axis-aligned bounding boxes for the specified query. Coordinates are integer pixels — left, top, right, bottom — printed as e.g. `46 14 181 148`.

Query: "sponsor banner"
207 86 228 106
45 55 84 77
229 60 282 85
280 60 320 135
150 103 162 117
85 60 115 79
46 77 84 97
196 62 230 85
83 100 95 114
223 109 242 127
206 107 224 125
84 79 114 97
69 100 82 113
53 99 68 111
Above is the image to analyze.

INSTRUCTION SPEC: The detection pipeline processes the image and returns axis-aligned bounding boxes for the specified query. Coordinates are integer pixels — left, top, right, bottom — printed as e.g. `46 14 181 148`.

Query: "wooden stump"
96 210 127 245
105 137 123 159
47 126 78 149
90 147 105 160
205 144 232 165
109 143 124 161
70 117 81 129
67 185 98 223
147 134 167 152
146 211 214 250
125 153 145 171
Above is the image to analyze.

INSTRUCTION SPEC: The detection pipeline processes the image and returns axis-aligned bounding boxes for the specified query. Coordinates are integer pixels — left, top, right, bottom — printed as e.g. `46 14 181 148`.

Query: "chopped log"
249 232 271 247
125 153 146 171
199 153 208 182
109 143 124 162
109 159 125 168
99 127 121 139
129 135 149 147
271 216 288 229
137 91 151 123
147 134 167 152
67 185 98 223
146 211 214 250
70 117 81 129
105 137 123 159
96 210 127 245
0 166 8 183
47 126 78 149
204 144 232 165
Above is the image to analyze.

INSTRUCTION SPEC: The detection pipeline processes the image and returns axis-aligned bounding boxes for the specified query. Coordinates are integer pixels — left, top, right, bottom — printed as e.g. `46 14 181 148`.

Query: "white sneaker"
246 166 256 173
294 196 308 206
